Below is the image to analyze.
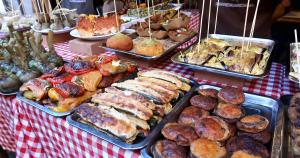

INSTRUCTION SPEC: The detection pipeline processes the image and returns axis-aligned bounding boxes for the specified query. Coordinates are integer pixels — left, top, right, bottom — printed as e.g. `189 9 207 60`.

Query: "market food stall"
0 0 300 157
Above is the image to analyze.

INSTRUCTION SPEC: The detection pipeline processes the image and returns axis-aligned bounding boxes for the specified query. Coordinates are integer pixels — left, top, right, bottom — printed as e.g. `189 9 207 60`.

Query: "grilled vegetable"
20 78 51 101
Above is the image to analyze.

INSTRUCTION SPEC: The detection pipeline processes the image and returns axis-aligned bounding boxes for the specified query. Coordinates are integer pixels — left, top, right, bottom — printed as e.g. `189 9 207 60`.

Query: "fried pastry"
214 103 244 123
190 138 227 158
238 130 271 144
162 123 199 146
152 140 187 158
190 95 218 111
198 88 219 98
218 86 245 105
178 106 209 126
194 116 230 141
237 115 269 133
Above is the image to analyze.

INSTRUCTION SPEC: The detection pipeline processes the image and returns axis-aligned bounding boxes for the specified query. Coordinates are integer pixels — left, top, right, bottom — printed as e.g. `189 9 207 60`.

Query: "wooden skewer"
31 0 40 23
10 0 14 12
206 0 212 38
240 0 251 58
147 0 152 38
48 0 53 14
213 0 220 34
55 0 67 20
41 0 48 23
135 0 142 27
177 0 181 18
36 0 42 14
152 0 155 15
198 0 206 53
17 0 25 14
294 29 300 84
113 0 120 32
247 0 260 50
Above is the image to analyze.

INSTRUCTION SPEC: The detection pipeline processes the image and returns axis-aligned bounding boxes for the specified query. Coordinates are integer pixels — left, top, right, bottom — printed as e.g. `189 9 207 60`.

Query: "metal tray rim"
100 34 197 61
16 93 74 117
141 84 284 158
66 80 198 150
0 91 18 96
171 34 275 80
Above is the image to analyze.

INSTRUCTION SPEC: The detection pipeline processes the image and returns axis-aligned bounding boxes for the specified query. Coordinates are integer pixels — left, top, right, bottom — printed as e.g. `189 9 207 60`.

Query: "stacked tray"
141 85 284 158
67 71 197 149
172 34 275 79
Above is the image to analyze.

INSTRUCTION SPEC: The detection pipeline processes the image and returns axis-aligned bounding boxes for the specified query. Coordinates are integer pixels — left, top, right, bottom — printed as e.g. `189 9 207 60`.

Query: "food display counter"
0 8 299 158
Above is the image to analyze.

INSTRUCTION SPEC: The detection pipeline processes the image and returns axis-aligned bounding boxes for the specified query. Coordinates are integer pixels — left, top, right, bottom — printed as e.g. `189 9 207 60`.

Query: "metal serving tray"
16 72 138 117
171 34 276 80
16 92 76 117
0 91 18 96
66 80 198 150
142 84 284 158
100 33 197 61
280 95 295 158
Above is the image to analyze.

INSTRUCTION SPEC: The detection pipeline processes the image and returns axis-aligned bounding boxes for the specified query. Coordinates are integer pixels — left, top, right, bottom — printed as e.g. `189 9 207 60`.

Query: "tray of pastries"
172 34 275 79
67 69 196 149
101 10 196 60
141 84 284 158
17 55 137 117
282 94 300 158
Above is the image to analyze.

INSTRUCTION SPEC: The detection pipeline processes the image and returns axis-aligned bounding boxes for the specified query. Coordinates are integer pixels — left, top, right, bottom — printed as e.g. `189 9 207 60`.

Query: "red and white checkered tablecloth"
0 95 17 151
0 9 297 158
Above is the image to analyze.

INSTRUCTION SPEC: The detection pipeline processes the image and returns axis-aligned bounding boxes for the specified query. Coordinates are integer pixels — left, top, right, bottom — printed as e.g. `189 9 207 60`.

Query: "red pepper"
39 66 65 79
98 55 119 65
127 64 136 73
100 69 111 77
53 82 84 98
46 73 73 85
53 87 70 98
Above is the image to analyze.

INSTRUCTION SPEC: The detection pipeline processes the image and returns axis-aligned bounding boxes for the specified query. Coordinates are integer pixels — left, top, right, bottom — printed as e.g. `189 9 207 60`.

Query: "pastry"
106 33 133 51
190 138 227 158
218 86 245 105
190 95 218 111
214 103 244 123
194 116 230 141
237 115 269 133
178 106 209 126
152 140 187 158
198 88 219 98
162 123 199 146
134 38 164 56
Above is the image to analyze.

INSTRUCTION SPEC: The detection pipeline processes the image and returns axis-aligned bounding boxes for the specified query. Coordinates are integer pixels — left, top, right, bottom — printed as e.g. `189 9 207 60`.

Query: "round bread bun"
190 138 226 158
106 33 133 51
134 38 164 56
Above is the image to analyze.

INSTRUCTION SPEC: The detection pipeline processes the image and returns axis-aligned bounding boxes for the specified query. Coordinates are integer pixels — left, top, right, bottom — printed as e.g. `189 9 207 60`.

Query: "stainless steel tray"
16 92 75 117
0 91 18 96
141 84 284 158
16 72 138 117
100 33 197 61
280 95 295 158
171 34 276 80
66 80 198 150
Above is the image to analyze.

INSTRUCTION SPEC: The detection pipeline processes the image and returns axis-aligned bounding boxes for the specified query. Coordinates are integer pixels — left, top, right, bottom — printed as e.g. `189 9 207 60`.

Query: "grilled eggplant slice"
236 115 269 133
122 79 179 100
76 103 138 143
135 77 178 91
162 123 199 146
112 82 167 104
194 116 230 141
152 140 187 158
104 87 156 110
190 138 226 158
178 106 209 127
138 70 191 92
92 92 153 120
